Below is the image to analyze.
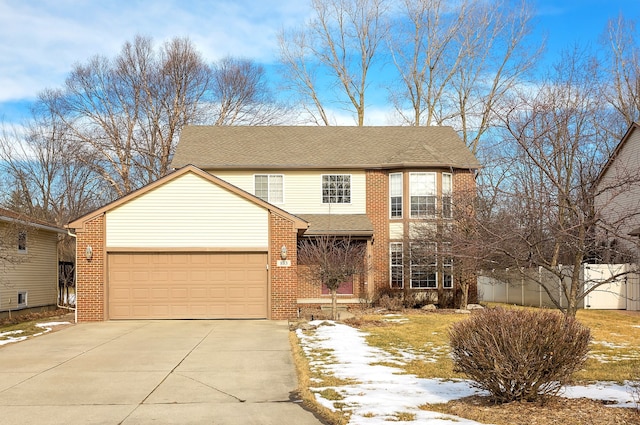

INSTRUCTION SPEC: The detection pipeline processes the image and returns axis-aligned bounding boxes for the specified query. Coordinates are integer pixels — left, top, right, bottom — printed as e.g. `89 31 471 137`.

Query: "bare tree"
0 117 104 228
279 0 389 126
389 0 540 154
297 236 367 319
599 14 640 141
38 35 212 198
210 57 289 126
410 185 482 309
490 48 640 316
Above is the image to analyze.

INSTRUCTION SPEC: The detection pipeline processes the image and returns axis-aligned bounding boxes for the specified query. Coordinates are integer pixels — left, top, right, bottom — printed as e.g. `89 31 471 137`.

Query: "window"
390 242 404 288
442 242 453 289
322 174 351 203
410 172 436 218
389 173 403 218
17 291 27 307
442 173 452 219
410 242 437 288
254 174 284 203
17 231 27 253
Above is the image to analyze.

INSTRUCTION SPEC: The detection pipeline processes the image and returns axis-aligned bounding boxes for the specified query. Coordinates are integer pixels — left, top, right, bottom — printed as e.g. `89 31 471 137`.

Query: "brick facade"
366 169 390 295
269 212 300 319
75 214 106 322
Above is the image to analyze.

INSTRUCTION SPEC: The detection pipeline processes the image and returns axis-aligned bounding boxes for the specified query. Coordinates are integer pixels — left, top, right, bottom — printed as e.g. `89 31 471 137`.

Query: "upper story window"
389 173 403 218
254 174 283 203
442 173 452 219
17 231 27 253
322 174 351 204
409 172 436 218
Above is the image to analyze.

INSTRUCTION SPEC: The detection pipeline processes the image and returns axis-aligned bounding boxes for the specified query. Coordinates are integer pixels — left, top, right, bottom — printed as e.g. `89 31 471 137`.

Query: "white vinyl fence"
478 264 640 311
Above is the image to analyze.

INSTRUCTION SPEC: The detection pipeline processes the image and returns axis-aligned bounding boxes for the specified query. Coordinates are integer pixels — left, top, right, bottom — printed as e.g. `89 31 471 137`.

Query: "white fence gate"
583 264 627 309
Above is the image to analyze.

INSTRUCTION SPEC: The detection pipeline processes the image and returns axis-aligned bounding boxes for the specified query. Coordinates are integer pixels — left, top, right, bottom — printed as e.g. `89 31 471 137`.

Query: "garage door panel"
132 255 150 265
191 270 207 281
132 288 149 299
108 252 267 319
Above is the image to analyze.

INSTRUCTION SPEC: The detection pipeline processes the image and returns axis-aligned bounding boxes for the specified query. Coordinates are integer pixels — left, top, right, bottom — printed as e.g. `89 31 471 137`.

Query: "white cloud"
0 0 311 103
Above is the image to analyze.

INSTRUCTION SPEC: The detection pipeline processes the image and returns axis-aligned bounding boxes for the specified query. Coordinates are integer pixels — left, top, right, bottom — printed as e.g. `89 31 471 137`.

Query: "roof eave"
182 162 482 171
0 216 67 234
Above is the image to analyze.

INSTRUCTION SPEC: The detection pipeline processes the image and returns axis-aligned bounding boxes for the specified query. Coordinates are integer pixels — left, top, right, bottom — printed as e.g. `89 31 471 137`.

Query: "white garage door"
107 252 268 319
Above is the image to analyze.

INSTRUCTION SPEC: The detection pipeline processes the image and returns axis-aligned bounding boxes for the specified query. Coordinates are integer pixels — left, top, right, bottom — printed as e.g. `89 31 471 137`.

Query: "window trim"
17 291 27 308
442 172 453 219
410 242 438 289
409 172 437 218
254 174 284 204
389 172 403 219
17 231 27 254
442 241 453 289
321 174 352 204
389 242 404 289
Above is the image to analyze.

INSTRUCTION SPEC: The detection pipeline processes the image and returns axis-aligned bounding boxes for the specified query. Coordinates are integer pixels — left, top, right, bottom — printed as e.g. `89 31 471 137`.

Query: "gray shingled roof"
171 126 481 170
297 214 373 237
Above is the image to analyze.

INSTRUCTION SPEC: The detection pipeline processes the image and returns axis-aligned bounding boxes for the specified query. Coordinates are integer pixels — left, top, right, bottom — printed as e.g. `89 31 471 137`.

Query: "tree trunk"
331 288 338 320
459 283 469 310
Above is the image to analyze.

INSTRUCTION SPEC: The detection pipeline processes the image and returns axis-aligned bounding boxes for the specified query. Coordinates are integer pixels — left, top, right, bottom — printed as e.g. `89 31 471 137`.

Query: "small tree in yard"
449 308 591 403
297 236 367 320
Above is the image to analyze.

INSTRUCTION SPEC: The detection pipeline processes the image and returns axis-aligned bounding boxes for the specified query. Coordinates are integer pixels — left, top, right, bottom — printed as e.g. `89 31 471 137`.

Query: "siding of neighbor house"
596 126 640 252
210 169 367 215
106 172 269 248
0 223 59 312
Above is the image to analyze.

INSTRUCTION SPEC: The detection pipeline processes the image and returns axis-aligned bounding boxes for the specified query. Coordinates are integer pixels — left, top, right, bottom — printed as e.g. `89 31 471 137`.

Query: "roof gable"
67 165 307 231
171 126 481 170
597 122 640 184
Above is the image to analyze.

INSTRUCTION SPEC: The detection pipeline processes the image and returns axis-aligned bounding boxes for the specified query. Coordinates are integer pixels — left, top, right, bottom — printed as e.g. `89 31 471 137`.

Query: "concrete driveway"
0 320 324 425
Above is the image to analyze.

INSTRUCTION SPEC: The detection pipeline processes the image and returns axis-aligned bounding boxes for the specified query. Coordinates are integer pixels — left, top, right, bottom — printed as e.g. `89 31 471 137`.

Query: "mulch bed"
0 309 74 327
426 395 639 425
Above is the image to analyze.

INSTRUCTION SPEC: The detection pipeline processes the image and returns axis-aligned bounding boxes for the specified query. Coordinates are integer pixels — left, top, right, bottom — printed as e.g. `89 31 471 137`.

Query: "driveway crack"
176 372 246 402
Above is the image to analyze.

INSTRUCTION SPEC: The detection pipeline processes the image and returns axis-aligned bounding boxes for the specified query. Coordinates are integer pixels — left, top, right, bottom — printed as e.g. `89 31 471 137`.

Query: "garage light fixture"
280 244 287 260
85 245 93 260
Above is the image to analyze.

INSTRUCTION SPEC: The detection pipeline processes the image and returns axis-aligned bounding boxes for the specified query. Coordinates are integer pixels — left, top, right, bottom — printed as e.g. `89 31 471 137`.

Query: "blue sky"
0 0 638 125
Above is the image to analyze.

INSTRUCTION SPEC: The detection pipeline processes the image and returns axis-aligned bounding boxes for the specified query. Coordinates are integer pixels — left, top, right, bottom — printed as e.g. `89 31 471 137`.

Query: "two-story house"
67 126 480 321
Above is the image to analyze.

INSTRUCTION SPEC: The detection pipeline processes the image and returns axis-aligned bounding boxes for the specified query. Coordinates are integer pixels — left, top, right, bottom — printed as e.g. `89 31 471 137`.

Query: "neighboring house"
0 208 66 317
595 122 640 261
67 126 480 321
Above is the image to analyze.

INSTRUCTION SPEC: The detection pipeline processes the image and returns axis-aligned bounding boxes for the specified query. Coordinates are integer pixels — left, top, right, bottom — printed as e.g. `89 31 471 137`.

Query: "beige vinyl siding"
106 172 268 248
596 129 640 249
389 222 404 240
0 224 58 312
211 169 367 214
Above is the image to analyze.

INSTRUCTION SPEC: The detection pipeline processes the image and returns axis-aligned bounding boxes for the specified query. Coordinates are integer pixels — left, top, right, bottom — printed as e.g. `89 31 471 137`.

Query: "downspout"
65 228 78 323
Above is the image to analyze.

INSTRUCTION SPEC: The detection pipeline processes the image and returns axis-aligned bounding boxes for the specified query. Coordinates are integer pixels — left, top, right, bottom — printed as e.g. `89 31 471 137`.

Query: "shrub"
449 307 591 403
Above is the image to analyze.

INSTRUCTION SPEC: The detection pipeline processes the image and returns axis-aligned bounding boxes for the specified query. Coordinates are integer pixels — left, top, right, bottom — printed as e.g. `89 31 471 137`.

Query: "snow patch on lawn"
0 321 70 346
298 321 638 425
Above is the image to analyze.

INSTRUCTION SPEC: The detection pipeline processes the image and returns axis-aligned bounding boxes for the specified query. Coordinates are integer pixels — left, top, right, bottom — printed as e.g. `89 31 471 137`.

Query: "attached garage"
67 165 306 322
108 252 268 319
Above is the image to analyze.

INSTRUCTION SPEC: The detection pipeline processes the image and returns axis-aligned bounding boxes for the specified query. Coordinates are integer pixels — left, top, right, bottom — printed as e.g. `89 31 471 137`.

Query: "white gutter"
65 228 78 324
0 216 66 235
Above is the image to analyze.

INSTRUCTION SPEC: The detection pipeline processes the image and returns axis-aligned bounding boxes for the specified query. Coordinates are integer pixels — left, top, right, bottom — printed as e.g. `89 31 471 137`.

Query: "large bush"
449 307 591 403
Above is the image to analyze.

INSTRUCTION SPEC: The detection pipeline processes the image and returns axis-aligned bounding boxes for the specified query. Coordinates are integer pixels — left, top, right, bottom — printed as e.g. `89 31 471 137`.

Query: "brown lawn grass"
292 306 640 425
0 309 73 345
